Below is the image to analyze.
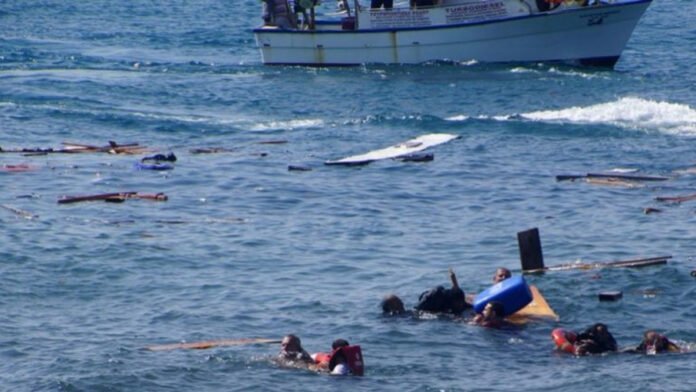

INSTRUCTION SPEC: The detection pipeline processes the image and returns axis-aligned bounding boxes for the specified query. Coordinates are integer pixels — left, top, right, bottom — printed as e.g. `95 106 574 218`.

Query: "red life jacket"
313 351 331 367
329 345 364 376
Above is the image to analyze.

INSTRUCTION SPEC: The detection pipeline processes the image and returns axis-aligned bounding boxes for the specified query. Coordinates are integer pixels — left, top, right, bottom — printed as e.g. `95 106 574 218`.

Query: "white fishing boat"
254 0 652 67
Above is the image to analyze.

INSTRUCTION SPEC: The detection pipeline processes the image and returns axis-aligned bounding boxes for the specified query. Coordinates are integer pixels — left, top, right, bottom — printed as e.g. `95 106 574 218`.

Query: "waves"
516 97 696 136
446 97 696 137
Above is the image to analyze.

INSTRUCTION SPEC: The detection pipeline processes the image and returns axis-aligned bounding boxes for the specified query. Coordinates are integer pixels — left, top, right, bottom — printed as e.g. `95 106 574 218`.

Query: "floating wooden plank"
518 228 670 273
1 164 37 172
325 133 459 166
1 141 148 155
58 192 168 204
586 177 644 188
655 193 696 204
522 256 671 274
556 173 670 182
62 141 147 154
1 204 38 219
189 147 235 154
146 338 281 352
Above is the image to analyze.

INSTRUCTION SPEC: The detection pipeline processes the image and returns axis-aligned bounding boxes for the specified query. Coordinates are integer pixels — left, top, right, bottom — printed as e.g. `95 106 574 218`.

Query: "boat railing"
260 0 597 33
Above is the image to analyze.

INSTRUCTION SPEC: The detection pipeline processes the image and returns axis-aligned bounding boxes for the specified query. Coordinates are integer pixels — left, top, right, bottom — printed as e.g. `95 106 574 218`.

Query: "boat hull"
254 1 651 67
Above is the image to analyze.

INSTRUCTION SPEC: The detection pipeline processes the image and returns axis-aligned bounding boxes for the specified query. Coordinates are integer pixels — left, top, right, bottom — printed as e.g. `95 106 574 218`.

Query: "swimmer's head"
493 268 512 284
381 294 405 315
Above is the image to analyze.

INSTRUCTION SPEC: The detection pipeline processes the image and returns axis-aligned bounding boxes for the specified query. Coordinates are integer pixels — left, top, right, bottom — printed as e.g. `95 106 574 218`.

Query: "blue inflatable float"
134 162 174 171
473 276 533 317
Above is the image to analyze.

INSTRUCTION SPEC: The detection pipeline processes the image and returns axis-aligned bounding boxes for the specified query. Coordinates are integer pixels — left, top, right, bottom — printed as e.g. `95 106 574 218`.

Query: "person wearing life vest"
313 339 365 376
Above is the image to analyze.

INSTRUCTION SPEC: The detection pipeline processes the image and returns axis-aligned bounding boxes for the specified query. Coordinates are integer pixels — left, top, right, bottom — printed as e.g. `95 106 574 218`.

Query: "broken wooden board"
522 256 671 274
556 173 670 182
146 338 281 351
655 193 696 204
58 192 168 204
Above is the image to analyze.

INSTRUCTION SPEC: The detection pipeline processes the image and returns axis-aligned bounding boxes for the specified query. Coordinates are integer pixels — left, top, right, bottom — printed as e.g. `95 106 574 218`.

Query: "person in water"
312 338 364 376
278 334 313 364
381 294 407 315
492 267 512 284
631 330 680 354
327 338 352 375
415 268 469 315
574 323 618 355
471 301 505 328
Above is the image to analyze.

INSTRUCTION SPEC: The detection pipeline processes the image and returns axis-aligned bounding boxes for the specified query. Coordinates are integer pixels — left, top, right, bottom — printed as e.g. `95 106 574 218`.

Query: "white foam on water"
519 97 696 136
444 114 469 121
248 118 325 132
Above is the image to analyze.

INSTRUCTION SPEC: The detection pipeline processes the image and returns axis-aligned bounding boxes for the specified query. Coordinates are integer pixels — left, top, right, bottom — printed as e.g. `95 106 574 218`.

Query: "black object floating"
598 291 623 301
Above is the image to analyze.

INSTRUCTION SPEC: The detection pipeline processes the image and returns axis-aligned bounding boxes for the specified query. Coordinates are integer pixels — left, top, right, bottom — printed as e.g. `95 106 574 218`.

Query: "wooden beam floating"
58 192 168 204
146 338 281 352
655 193 696 204
518 228 670 273
556 173 670 182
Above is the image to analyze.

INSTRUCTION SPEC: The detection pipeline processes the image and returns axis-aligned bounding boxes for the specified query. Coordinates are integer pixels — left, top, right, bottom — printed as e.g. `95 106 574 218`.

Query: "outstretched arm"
449 268 460 290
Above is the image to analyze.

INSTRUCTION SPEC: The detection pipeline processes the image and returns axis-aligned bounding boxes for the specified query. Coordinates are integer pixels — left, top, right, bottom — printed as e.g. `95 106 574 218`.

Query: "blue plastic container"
473 276 533 317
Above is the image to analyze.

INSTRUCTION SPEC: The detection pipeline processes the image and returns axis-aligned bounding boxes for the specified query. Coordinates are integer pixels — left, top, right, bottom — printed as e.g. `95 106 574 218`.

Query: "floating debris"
643 207 662 214
586 177 644 188
288 164 312 172
598 291 623 301
257 140 288 145
1 164 37 172
141 153 177 162
58 192 168 204
655 193 696 204
1 141 148 155
189 147 235 154
396 152 434 162
518 227 671 273
1 204 38 219
556 173 670 182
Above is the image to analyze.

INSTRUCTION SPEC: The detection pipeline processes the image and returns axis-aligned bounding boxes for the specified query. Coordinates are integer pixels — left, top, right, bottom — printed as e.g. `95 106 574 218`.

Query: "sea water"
1 1 695 391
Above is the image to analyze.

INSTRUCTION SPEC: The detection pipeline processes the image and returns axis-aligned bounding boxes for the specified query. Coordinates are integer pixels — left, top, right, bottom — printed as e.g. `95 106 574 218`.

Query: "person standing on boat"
261 0 295 29
371 0 394 9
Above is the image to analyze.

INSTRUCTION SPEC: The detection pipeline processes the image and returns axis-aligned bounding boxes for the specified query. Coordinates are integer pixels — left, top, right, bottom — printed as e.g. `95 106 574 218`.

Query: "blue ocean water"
2 1 696 391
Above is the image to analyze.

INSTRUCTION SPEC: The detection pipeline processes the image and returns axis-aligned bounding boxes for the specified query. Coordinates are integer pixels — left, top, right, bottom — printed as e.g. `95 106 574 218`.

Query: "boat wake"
512 97 696 136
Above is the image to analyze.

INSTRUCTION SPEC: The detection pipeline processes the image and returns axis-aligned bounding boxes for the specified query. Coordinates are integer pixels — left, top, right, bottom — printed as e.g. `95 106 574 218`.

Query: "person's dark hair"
381 294 405 314
332 339 350 350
